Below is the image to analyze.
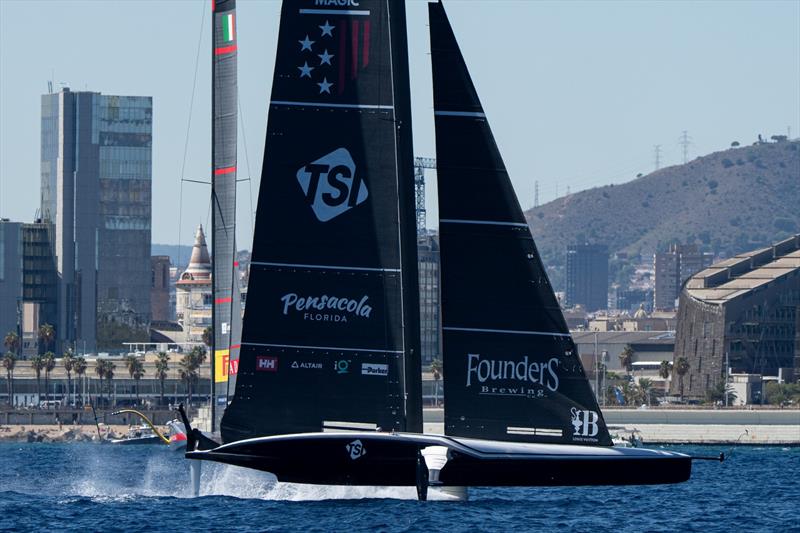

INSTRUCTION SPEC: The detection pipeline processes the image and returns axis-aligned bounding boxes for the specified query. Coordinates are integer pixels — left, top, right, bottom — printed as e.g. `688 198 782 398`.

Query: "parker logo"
280 292 372 323
570 408 600 439
361 363 388 377
335 360 351 374
256 356 278 372
291 361 323 370
296 148 367 222
466 353 560 398
346 439 366 460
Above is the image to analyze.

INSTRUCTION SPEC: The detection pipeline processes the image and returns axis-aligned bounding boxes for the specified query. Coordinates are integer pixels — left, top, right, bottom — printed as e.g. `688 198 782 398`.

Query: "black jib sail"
220 0 420 443
211 0 240 431
429 2 612 446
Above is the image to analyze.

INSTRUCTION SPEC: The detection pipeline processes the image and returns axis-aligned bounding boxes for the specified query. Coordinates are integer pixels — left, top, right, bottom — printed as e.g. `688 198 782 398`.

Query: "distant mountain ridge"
525 140 800 290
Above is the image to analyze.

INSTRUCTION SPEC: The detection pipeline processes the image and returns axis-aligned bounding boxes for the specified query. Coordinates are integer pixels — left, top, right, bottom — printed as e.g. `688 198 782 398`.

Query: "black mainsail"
220 0 421 443
211 0 241 430
429 1 612 446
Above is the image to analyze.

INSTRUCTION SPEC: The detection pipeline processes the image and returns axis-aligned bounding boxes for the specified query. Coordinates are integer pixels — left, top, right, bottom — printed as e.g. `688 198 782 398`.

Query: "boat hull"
186 432 691 487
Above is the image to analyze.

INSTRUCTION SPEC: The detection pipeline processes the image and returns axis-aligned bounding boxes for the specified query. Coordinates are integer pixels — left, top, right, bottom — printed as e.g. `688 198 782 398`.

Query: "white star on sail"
298 62 314 78
299 35 315 52
317 77 333 94
319 20 334 37
318 49 334 66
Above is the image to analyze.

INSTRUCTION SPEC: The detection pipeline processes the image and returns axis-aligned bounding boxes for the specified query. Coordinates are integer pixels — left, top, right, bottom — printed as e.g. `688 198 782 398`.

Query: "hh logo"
570 408 599 437
256 356 278 372
296 148 367 222
346 439 366 460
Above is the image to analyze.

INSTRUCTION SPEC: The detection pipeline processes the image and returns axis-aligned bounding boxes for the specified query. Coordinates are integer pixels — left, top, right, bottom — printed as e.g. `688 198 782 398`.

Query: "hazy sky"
1 0 798 247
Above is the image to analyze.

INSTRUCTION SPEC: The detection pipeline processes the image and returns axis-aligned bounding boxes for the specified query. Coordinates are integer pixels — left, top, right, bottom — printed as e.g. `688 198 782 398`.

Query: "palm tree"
42 352 56 406
63 351 75 407
658 360 672 401
638 378 654 406
38 323 55 355
430 358 443 407
73 356 87 406
3 352 17 406
674 356 690 400
125 355 145 405
3 331 20 356
202 327 213 348
95 359 111 406
179 346 207 408
154 352 170 406
31 354 45 406
659 360 672 380
619 345 635 373
105 361 116 407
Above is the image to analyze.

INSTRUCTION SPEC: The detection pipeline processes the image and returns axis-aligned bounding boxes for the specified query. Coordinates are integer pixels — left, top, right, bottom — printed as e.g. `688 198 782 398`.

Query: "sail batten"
430 2 612 447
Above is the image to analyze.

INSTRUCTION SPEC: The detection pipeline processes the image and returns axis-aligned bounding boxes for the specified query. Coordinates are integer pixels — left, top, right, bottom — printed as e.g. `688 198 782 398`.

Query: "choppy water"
0 443 797 532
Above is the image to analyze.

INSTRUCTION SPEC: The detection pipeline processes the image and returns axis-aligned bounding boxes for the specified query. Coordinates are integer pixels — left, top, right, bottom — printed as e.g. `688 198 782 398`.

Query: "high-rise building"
0 220 56 357
654 244 713 310
41 88 152 352
417 233 441 366
565 244 609 312
151 256 171 323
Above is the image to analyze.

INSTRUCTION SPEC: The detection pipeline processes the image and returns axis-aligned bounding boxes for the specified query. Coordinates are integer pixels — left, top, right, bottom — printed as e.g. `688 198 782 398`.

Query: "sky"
1 0 798 248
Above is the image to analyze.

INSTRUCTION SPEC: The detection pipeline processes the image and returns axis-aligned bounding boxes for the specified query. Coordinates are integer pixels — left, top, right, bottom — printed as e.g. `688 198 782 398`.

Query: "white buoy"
190 460 201 497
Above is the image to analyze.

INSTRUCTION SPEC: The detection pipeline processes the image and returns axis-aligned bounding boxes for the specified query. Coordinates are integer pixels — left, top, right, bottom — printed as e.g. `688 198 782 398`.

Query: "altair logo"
296 148 367 222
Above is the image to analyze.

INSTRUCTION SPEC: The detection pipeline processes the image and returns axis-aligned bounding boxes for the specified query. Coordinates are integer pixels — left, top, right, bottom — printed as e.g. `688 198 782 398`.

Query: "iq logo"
296 148 367 222
335 360 351 374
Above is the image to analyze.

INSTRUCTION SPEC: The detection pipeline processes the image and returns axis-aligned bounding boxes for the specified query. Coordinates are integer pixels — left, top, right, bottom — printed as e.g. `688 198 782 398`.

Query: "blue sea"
0 443 797 532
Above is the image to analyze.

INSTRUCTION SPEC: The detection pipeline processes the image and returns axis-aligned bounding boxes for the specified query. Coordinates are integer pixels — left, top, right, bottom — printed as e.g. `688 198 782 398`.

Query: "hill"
525 140 800 290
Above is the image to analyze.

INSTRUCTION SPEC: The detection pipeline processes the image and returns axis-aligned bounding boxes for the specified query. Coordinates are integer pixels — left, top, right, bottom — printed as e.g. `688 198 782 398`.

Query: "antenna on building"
534 180 539 208
653 145 662 171
678 130 692 164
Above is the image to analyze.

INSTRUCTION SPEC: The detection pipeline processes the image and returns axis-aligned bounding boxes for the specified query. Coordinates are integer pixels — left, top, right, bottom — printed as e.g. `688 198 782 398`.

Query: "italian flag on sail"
222 13 235 42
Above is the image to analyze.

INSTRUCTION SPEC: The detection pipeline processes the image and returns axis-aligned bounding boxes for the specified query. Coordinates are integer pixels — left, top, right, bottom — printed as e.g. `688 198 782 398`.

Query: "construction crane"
414 157 436 235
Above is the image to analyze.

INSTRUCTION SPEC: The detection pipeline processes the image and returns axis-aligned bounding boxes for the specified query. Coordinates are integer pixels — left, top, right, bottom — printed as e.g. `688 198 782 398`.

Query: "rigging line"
237 96 256 246
177 2 207 266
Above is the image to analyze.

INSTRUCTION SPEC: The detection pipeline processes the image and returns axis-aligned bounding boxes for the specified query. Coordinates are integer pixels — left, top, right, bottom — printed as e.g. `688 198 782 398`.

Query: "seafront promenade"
0 407 797 444
422 408 800 445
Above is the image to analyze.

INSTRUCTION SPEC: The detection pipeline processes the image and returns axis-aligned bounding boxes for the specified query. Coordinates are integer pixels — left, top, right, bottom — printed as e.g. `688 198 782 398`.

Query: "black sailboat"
183 0 715 499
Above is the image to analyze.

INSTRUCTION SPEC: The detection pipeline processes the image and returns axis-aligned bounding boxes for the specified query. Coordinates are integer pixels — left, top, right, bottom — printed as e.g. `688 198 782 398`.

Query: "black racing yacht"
182 0 719 500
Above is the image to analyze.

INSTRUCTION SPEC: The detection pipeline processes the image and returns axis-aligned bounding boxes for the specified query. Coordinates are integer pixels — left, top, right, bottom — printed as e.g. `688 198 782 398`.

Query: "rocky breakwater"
0 424 137 443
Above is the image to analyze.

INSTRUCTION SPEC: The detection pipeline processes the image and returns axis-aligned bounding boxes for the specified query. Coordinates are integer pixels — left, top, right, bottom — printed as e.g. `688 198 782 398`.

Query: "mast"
211 0 238 433
220 0 420 443
429 2 612 446
388 1 421 433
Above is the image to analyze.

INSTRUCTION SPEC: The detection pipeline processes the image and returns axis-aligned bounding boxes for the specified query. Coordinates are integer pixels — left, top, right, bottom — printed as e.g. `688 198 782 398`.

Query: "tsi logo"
346 439 366 460
296 148 367 222
570 407 600 438
256 356 278 372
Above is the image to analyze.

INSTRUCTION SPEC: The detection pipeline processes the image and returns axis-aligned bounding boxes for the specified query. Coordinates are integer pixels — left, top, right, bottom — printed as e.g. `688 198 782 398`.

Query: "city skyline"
1 0 798 248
